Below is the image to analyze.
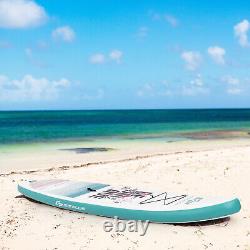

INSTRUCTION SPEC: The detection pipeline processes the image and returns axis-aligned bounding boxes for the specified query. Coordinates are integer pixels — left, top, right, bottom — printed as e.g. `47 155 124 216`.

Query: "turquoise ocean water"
1 109 250 145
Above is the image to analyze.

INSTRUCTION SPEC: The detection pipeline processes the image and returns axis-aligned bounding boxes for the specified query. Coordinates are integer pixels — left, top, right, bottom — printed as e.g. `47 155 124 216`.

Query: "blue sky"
1 0 250 110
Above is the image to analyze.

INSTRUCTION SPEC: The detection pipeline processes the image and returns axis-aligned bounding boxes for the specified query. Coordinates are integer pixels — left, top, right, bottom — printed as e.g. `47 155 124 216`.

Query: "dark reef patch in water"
59 147 114 154
180 130 250 140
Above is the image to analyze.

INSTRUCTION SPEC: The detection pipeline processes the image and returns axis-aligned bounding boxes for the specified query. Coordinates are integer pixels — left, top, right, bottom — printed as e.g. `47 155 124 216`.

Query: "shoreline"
1 138 250 177
1 133 250 174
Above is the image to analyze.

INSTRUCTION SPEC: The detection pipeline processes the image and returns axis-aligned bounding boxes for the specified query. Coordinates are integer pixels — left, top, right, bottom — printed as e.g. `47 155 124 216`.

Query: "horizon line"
1 107 250 112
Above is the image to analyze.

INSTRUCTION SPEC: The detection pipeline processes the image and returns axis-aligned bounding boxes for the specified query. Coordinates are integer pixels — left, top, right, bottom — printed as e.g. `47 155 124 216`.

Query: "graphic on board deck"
89 187 152 203
139 192 187 205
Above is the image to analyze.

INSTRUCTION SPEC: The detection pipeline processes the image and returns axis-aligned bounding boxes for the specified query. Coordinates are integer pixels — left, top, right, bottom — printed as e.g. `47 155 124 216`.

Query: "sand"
1 138 250 250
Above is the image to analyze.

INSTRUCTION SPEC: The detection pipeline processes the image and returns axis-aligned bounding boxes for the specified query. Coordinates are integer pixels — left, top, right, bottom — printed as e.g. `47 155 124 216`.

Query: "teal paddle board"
18 179 241 223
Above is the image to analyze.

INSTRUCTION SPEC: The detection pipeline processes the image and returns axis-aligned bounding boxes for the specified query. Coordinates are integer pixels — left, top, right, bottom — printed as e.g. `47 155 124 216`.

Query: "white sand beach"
1 138 250 250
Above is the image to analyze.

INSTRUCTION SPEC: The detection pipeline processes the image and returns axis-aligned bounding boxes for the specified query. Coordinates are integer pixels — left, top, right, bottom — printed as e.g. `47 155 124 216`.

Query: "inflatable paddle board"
18 179 241 223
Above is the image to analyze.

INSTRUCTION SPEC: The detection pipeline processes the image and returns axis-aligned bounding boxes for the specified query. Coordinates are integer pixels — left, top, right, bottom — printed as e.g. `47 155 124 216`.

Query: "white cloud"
221 75 243 95
137 78 210 98
0 75 8 84
182 74 209 96
89 53 106 64
165 14 179 27
52 26 75 42
227 88 242 95
181 51 202 71
234 19 250 47
90 50 123 64
190 74 203 87
137 83 154 97
207 46 226 65
0 0 47 29
137 82 173 97
221 75 240 85
109 49 123 63
53 78 70 88
0 74 70 101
